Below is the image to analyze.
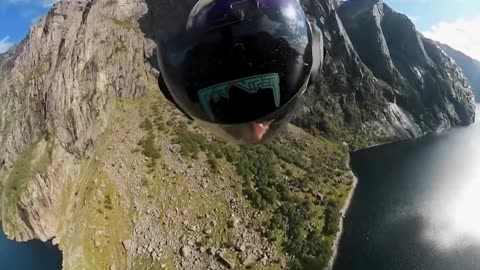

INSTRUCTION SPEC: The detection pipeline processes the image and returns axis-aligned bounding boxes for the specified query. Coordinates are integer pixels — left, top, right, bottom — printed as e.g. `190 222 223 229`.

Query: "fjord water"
0 232 61 269
335 115 480 270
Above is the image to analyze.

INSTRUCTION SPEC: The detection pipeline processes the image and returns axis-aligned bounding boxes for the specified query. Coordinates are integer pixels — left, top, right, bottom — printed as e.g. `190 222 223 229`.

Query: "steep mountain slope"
439 43 480 101
0 1 352 269
55 88 354 270
0 0 155 241
311 0 475 146
0 0 476 269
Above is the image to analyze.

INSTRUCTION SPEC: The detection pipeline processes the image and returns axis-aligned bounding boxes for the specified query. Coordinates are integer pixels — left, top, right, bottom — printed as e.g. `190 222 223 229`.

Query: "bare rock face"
294 0 475 148
295 0 421 146
335 0 475 141
439 42 480 101
2 0 150 161
0 0 155 241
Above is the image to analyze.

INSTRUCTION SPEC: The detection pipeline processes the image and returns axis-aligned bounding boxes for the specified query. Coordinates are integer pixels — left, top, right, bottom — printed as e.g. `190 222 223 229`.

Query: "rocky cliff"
438 42 480 101
294 0 475 148
0 0 476 269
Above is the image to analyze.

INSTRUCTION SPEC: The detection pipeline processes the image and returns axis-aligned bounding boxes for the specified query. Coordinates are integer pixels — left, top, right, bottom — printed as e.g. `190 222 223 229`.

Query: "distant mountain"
333 0 475 136
438 43 480 101
295 0 476 148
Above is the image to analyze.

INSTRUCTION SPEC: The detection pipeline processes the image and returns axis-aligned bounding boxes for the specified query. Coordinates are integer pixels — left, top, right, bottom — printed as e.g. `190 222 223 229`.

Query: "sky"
0 0 58 53
384 0 480 61
0 0 479 60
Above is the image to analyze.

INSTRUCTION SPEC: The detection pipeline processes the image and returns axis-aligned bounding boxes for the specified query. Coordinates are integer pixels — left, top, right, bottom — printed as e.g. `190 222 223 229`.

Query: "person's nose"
249 122 271 142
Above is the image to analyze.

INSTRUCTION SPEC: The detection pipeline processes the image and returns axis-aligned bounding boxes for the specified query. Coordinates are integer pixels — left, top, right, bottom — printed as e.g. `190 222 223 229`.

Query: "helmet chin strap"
308 19 324 82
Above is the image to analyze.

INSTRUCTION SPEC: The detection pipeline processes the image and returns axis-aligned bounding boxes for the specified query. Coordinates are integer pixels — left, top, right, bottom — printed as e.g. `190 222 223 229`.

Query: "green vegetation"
83 172 130 269
174 127 208 159
58 169 131 270
133 249 176 270
2 139 52 234
323 199 341 235
104 194 113 211
139 118 161 171
54 99 139 270
48 84 351 270
271 201 330 269
139 133 161 171
174 126 352 269
140 133 160 159
104 16 138 30
140 118 153 130
207 153 220 173
113 42 128 55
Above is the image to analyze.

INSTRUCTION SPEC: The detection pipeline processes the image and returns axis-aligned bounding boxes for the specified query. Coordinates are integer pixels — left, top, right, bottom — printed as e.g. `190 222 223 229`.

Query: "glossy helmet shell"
157 0 316 143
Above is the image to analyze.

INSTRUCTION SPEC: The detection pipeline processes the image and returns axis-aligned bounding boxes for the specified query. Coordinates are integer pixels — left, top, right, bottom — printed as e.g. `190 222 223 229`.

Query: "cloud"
41 0 59 8
423 16 480 61
7 0 30 3
3 0 59 29
5 0 59 8
0 36 14 54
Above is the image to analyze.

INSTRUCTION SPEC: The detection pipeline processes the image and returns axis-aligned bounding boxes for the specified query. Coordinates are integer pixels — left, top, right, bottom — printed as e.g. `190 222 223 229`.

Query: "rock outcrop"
294 0 475 148
0 0 476 269
0 0 156 241
439 42 480 101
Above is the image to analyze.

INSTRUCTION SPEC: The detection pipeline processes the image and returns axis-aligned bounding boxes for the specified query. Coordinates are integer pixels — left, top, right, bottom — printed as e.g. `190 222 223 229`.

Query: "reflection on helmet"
157 0 318 144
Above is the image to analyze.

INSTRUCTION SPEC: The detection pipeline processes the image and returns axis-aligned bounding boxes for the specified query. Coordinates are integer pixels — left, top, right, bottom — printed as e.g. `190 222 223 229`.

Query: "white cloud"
41 0 59 8
423 16 480 61
7 0 30 3
5 0 59 8
3 0 59 28
0 36 13 54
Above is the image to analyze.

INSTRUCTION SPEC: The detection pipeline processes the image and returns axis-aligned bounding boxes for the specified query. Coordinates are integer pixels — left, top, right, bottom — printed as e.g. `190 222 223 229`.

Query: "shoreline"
326 156 359 270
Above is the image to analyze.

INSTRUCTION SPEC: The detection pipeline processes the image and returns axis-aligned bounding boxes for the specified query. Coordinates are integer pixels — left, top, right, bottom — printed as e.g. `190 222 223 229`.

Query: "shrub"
175 128 207 158
139 133 161 170
272 200 331 269
104 194 113 210
141 133 160 159
157 122 166 131
139 118 153 130
171 129 346 269
323 199 340 236
166 119 175 126
207 154 220 173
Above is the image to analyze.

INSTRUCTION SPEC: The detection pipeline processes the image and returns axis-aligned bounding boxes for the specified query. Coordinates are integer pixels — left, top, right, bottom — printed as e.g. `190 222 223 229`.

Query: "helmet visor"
195 77 308 144
157 0 313 124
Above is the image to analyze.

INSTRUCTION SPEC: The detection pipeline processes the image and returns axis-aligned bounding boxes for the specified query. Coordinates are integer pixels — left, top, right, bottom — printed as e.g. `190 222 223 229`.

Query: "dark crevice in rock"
81 0 97 26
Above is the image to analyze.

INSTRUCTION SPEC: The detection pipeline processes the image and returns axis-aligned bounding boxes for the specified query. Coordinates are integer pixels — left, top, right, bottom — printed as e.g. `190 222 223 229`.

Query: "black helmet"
157 0 323 144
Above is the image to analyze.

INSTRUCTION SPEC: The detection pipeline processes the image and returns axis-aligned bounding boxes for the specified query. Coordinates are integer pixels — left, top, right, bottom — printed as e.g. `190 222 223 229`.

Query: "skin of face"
249 121 272 142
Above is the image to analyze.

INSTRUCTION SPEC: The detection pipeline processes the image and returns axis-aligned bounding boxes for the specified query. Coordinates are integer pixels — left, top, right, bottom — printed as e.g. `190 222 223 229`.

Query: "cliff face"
0 0 156 241
294 0 475 148
439 43 480 101
0 0 476 269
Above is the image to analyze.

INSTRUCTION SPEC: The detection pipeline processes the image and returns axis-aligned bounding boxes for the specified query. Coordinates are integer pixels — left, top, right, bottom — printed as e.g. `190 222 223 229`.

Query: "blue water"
335 117 480 270
0 231 62 269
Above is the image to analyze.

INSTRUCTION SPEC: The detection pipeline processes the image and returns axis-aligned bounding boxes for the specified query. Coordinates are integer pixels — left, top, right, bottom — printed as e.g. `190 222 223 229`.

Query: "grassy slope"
1 77 353 270
1 138 53 236
129 83 354 269
171 126 353 269
56 120 132 270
